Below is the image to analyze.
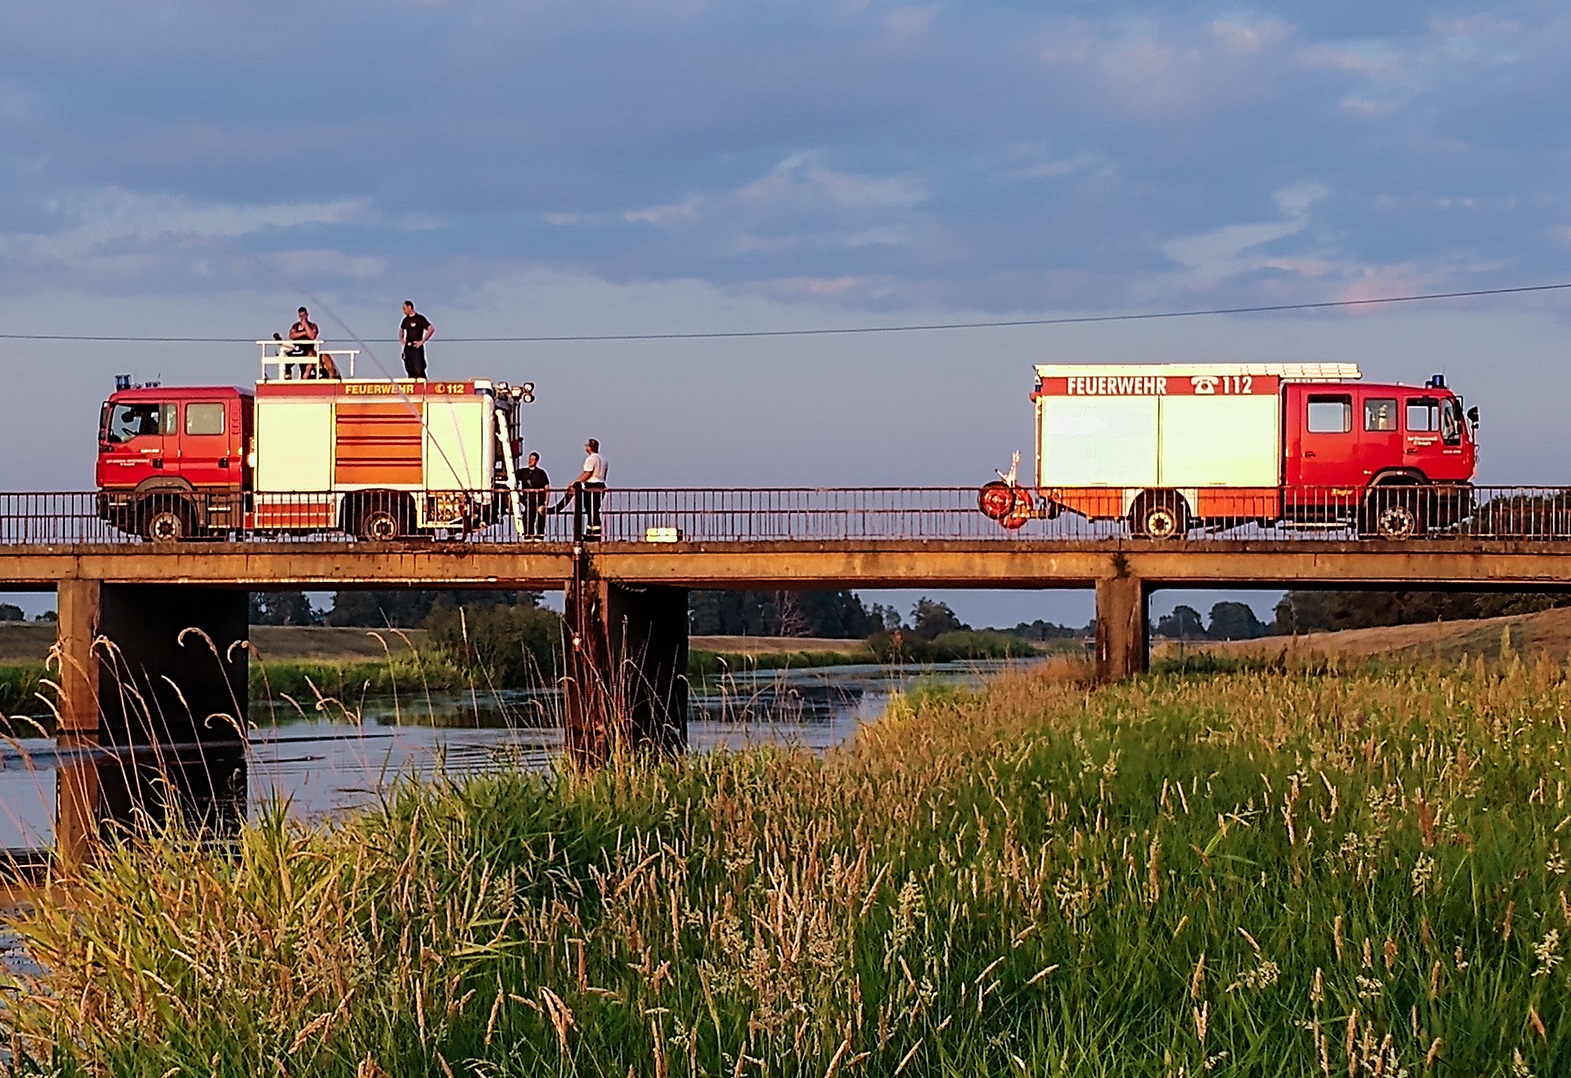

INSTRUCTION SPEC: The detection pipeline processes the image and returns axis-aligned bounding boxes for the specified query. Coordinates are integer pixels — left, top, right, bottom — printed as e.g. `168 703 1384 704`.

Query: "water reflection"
0 660 1035 850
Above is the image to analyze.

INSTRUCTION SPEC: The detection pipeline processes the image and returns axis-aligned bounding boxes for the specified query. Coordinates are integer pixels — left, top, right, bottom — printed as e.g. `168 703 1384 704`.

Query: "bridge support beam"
53 583 249 864
564 581 688 768
1095 576 1148 683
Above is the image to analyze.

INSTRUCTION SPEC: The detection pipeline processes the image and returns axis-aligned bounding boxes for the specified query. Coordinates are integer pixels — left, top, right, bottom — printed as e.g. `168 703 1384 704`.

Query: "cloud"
38 188 370 243
737 152 927 212
0 0 1568 318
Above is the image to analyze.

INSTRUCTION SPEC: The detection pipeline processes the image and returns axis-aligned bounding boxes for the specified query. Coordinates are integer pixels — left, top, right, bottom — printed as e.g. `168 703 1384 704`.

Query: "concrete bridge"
7 484 1571 866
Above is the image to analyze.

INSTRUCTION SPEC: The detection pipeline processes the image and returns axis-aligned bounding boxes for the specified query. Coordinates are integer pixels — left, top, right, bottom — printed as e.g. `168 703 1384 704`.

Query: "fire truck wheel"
1132 495 1189 540
141 505 192 543
356 506 404 542
978 482 1019 521
1366 500 1420 541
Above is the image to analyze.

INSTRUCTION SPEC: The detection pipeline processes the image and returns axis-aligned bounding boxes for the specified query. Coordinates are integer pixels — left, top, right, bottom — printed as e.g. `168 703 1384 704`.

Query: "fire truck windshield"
105 402 164 444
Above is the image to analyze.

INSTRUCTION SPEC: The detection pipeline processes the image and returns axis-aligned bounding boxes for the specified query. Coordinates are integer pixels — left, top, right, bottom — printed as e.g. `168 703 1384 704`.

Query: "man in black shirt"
399 300 433 379
518 452 549 539
288 307 318 356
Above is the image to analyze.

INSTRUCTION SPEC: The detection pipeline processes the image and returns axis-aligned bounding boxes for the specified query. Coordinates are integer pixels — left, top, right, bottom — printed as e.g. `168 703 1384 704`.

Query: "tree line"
237 584 1571 648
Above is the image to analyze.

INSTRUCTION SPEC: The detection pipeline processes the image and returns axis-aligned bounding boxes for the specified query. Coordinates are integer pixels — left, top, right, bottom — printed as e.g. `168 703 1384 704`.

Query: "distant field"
0 622 427 665
1189 605 1571 665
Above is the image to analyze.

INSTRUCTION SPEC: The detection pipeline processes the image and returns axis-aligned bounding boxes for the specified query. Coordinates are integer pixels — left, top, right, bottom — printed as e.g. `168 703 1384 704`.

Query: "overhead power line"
2 281 1568 345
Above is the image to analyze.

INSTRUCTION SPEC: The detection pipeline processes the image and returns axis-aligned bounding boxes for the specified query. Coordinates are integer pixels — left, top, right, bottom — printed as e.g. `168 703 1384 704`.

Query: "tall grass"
9 655 1571 1075
251 654 470 702
0 663 46 721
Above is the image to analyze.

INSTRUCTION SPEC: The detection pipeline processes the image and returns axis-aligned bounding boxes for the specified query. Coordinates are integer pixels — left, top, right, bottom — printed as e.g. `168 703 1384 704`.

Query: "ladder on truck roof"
1034 362 1362 381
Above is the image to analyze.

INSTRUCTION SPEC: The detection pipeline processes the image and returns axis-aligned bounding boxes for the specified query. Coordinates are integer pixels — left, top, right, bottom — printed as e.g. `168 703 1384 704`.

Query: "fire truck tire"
1131 494 1189 540
978 482 1019 521
1362 498 1421 541
141 504 193 543
356 506 404 542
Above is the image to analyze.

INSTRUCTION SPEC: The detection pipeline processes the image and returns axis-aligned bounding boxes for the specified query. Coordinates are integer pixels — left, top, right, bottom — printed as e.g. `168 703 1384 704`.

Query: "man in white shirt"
568 438 608 539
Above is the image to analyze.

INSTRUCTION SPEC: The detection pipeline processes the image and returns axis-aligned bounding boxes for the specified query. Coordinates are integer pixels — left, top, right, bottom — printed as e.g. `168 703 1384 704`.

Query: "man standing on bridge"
519 452 550 540
568 439 608 540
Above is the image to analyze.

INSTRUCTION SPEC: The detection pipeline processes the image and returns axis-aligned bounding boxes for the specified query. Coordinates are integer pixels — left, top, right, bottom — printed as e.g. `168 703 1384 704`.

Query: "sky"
4 0 1571 627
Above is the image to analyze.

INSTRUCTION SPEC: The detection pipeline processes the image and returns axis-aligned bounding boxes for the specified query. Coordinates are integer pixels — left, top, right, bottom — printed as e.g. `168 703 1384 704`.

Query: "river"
0 660 1035 852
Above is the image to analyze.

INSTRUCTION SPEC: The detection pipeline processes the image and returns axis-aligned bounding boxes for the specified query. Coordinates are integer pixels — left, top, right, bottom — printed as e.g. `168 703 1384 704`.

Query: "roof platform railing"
257 339 359 381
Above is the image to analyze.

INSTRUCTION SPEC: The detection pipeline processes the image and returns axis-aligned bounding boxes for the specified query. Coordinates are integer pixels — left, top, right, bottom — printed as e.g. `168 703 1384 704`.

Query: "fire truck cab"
979 362 1478 540
96 341 532 542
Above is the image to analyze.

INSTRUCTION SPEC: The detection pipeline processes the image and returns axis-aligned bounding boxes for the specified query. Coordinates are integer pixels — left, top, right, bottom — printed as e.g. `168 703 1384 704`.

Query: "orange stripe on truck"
335 403 422 485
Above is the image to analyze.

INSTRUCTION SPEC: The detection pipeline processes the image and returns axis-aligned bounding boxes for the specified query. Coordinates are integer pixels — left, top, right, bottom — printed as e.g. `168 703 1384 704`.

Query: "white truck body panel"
254 399 333 492
423 397 493 490
1155 395 1280 487
1037 396 1159 487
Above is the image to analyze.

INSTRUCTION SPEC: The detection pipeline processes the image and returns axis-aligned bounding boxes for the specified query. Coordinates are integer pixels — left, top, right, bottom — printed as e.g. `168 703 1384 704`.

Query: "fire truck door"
100 399 173 487
1356 393 1402 479
1284 385 1357 489
176 400 240 489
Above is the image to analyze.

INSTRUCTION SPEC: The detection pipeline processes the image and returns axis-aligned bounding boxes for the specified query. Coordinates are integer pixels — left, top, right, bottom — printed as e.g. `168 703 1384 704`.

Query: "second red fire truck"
979 362 1479 539
96 342 533 541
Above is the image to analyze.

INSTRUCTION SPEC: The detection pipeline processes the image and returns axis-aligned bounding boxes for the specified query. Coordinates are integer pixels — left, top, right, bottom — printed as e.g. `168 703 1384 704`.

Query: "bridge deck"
3 538 1571 589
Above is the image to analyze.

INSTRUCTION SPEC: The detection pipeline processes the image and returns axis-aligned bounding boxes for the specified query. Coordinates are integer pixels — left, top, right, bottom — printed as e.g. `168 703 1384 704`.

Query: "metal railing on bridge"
3 485 1571 546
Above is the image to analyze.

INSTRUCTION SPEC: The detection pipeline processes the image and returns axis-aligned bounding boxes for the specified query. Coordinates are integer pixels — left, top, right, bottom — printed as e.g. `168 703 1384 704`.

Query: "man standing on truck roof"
568 438 608 540
399 300 433 379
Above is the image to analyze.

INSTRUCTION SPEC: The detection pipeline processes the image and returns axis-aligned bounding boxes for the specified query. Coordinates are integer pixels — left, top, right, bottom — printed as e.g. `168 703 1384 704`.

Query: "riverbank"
0 625 1041 719
8 657 1569 1073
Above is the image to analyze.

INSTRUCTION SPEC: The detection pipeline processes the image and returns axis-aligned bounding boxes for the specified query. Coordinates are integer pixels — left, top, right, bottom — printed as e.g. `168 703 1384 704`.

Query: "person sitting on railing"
567 438 608 540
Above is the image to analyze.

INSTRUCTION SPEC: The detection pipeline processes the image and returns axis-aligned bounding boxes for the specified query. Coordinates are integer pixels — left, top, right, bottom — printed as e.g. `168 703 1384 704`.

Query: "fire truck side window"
185 402 226 436
1440 399 1461 444
1363 398 1397 432
1406 398 1439 432
106 403 164 444
1306 396 1351 434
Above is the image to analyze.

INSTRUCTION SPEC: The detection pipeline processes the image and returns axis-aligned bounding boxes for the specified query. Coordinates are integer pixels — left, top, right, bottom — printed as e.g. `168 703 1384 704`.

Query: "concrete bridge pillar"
54 579 101 870
563 580 688 768
53 582 249 865
1095 576 1148 683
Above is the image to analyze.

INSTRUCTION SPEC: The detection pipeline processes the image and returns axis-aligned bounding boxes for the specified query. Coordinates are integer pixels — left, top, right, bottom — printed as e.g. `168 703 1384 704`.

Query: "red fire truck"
96 342 533 541
979 362 1479 539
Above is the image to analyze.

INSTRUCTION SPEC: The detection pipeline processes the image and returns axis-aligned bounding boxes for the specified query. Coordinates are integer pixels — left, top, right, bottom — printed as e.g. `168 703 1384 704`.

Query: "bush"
427 603 564 687
867 629 1038 663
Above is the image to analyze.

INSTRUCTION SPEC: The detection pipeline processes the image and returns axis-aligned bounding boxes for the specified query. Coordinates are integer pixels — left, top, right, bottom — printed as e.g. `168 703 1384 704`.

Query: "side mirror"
1467 406 1480 425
